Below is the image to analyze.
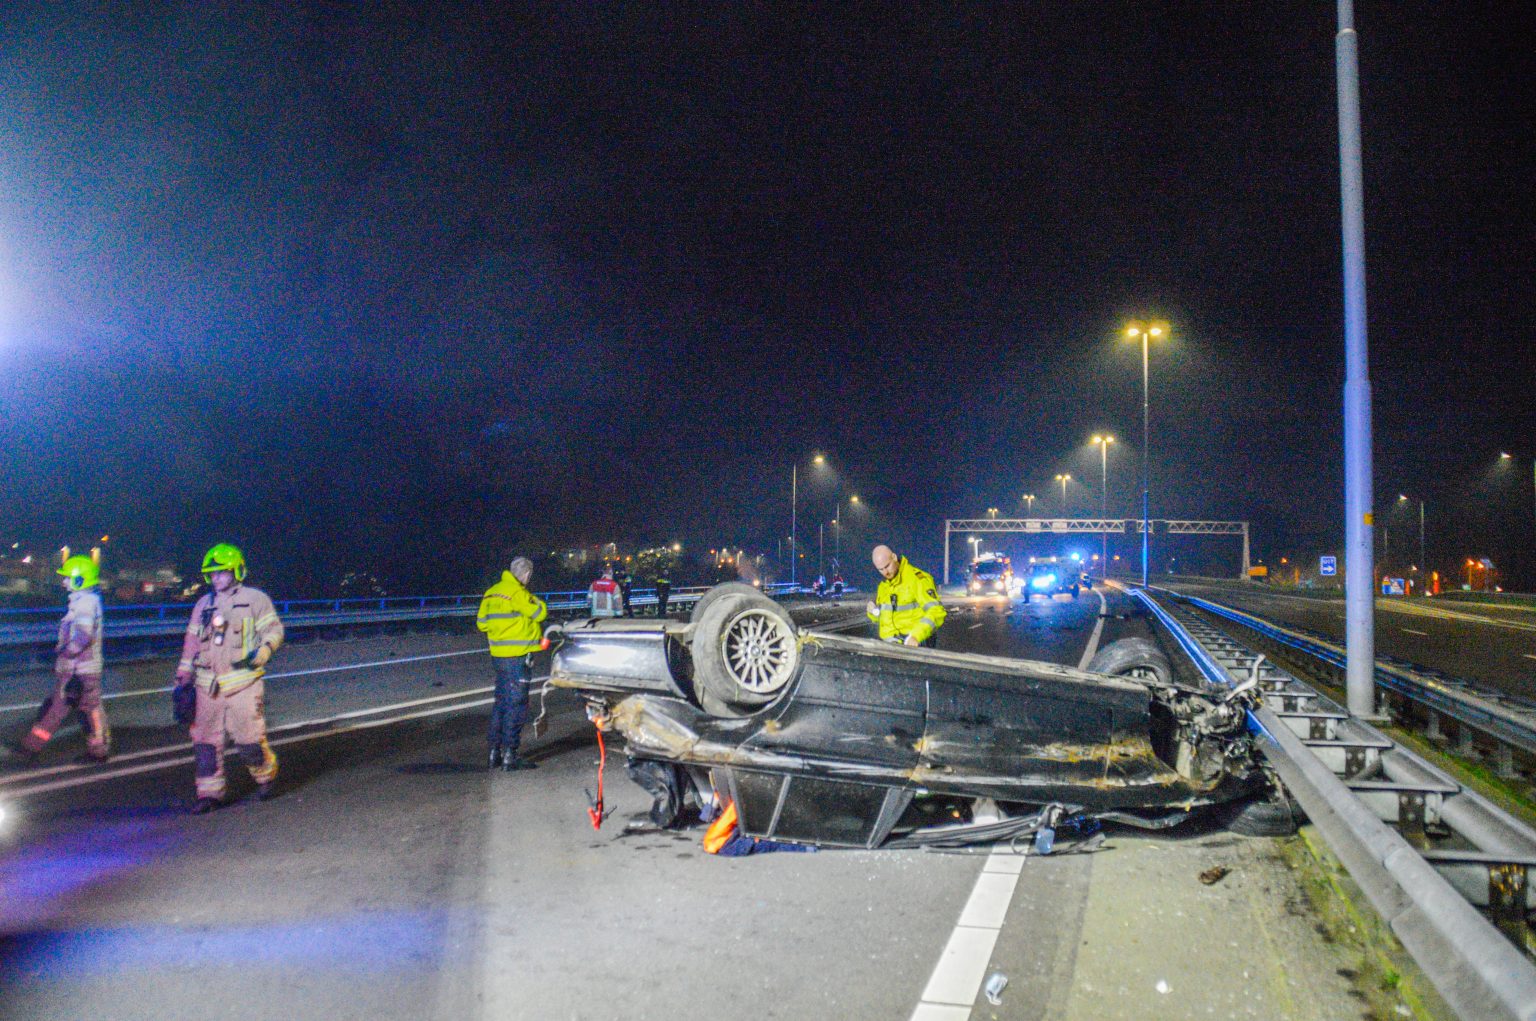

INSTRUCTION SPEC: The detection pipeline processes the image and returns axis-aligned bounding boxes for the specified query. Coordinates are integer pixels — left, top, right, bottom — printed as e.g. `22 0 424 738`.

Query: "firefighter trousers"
24 672 110 758
190 680 277 799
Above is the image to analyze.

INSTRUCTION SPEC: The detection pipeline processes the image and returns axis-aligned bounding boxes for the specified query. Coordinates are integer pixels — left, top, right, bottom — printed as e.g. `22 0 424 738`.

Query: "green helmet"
201 543 248 582
58 554 100 590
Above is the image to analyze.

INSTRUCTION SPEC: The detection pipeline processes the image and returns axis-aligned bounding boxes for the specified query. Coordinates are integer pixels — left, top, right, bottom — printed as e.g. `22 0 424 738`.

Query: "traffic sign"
1319 556 1337 577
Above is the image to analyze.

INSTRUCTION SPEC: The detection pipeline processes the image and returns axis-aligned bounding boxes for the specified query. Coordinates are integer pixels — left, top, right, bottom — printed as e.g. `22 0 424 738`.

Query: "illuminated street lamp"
1054 473 1072 514
1125 320 1168 586
833 493 860 567
1021 493 1036 515
968 536 983 562
790 454 827 585
986 507 999 519
1092 435 1115 578
1398 494 1425 588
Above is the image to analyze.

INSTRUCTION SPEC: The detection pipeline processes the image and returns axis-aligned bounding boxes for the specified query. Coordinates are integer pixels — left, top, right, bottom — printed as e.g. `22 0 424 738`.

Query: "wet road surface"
0 588 1364 1020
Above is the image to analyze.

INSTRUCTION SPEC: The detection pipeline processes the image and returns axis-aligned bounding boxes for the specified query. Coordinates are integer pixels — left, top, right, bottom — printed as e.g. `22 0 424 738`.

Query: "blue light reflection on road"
1 909 448 981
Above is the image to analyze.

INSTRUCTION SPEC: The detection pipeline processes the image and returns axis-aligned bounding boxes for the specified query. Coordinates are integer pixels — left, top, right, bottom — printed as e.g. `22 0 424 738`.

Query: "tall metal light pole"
1399 494 1425 587
1054 474 1071 514
1022 493 1036 515
1125 322 1167 585
790 454 826 586
1093 435 1115 579
1338 0 1377 717
790 463 797 585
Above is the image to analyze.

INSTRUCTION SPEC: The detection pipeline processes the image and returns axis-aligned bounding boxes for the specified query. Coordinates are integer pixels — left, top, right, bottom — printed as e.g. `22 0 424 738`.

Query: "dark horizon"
3 3 1532 597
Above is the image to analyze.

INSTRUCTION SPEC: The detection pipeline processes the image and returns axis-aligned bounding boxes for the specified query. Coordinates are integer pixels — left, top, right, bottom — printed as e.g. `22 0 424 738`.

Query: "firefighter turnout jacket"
867 556 947 644
56 588 105 677
178 585 285 696
477 570 548 657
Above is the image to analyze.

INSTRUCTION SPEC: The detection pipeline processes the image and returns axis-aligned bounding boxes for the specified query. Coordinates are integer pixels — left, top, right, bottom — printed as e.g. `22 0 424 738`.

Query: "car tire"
689 581 771 625
1085 637 1173 686
691 592 801 716
1222 792 1301 837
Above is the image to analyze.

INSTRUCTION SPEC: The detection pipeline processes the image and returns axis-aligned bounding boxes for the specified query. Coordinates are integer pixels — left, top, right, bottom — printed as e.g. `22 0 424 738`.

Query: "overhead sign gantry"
942 517 1251 584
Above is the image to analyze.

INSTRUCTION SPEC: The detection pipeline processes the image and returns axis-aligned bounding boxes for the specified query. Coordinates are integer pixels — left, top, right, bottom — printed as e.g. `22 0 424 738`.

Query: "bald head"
872 545 899 580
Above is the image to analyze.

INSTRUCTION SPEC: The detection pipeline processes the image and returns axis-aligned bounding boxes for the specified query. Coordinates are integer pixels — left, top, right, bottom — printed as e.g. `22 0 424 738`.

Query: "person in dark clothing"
617 567 634 617
654 570 671 617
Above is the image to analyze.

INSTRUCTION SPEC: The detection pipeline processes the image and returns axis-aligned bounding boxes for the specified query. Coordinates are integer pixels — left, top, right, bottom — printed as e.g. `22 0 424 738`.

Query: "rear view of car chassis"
548 584 1272 849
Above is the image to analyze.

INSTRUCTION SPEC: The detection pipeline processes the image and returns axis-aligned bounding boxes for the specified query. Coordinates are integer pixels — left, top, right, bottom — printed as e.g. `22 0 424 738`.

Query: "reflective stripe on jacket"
866 557 947 643
184 585 285 695
478 571 548 658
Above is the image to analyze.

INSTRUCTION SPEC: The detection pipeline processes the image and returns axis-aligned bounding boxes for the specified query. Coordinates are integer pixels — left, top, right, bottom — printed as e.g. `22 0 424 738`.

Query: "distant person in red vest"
588 566 622 618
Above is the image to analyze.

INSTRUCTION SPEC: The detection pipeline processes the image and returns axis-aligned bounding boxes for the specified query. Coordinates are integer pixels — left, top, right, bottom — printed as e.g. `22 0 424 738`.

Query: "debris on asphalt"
1199 865 1230 886
1155 979 1171 994
983 971 1008 1005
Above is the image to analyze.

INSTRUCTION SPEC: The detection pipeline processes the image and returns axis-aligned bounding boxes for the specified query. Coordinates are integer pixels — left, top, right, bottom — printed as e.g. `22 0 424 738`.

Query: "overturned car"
548 583 1278 849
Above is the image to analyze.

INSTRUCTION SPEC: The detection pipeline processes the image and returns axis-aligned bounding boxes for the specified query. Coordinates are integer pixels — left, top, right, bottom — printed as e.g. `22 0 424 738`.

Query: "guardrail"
0 586 817 657
1134 586 1536 1021
1163 589 1536 781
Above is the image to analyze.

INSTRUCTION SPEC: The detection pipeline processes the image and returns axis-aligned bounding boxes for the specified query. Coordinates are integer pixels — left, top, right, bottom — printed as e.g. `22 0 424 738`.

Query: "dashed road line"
911 846 1026 1018
1400 628 1428 636
0 648 482 714
0 683 513 793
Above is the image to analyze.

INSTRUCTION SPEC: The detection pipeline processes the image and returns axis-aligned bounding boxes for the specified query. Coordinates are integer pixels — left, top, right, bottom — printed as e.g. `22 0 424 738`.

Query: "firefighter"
654 567 671 618
588 566 622 617
19 550 111 761
865 544 946 647
476 556 547 771
174 544 284 814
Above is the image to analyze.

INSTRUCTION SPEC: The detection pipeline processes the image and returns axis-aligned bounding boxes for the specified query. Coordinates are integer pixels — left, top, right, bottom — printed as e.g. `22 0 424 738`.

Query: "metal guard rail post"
1132 586 1536 1021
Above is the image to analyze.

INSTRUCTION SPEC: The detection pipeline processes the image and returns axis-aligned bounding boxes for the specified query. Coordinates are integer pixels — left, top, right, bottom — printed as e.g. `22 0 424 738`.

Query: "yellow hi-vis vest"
477 571 548 657
867 558 946 643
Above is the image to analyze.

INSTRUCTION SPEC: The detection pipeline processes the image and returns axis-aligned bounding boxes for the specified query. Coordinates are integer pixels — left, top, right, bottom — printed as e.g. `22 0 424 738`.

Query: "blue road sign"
1320 556 1338 577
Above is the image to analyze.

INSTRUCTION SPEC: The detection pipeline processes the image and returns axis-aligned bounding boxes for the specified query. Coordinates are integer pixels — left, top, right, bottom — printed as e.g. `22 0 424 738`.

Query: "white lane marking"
1525 654 1536 662
0 683 506 790
1 691 513 799
911 845 1023 1014
0 648 483 715
1400 628 1428 636
968 622 985 630
1077 588 1109 670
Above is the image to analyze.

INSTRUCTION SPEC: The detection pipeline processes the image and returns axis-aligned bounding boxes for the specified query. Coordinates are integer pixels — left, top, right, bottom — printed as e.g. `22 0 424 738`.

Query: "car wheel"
689 581 771 624
1221 792 1300 837
691 592 801 716
1085 637 1173 686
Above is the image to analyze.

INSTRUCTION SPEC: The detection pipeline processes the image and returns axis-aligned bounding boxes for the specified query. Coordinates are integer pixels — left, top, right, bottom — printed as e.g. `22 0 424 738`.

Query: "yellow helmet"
201 543 248 582
58 554 100 590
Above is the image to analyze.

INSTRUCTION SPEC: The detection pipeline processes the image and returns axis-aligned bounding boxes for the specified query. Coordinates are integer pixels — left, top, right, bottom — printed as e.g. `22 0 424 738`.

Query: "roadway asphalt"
0 587 1368 1020
1164 579 1536 698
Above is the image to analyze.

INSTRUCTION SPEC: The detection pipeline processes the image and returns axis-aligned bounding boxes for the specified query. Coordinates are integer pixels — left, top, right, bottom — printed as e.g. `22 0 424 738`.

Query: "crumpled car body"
549 596 1263 849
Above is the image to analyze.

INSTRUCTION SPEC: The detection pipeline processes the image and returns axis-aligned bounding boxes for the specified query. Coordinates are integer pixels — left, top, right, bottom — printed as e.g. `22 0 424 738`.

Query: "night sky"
2 2 1532 595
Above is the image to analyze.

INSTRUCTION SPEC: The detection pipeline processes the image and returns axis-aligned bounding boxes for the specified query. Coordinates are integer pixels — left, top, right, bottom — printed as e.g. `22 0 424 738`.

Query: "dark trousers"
489 656 531 752
656 585 670 617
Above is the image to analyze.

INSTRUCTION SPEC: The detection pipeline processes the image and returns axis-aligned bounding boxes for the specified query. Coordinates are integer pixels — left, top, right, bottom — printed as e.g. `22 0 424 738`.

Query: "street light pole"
790 462 797 586
1125 322 1166 586
1055 474 1071 514
1023 494 1035 515
1093 435 1115 579
1337 0 1377 718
